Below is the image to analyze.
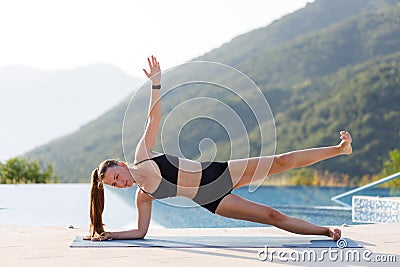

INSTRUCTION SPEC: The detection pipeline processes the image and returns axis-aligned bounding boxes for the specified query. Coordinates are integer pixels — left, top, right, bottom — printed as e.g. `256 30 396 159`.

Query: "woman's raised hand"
143 55 161 85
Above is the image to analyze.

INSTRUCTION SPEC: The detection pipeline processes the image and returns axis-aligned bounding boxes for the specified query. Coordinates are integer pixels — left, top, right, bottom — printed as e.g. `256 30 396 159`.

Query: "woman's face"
101 163 134 188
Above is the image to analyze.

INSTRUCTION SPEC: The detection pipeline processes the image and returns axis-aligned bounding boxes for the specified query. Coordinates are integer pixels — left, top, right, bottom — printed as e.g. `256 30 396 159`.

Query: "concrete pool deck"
1 223 399 266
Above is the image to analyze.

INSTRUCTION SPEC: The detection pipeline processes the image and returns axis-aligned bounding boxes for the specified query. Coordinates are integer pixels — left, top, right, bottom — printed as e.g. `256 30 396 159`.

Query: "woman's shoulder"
150 151 164 157
134 151 164 164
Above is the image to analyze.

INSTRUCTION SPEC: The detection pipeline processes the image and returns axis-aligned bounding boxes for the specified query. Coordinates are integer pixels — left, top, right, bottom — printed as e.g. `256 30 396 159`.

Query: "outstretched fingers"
143 55 161 81
152 56 161 73
143 68 150 78
143 57 153 78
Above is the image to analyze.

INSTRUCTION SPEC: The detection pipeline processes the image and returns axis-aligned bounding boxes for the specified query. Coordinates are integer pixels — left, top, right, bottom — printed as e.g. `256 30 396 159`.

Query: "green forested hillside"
275 53 400 176
240 6 400 89
26 0 400 182
198 0 399 67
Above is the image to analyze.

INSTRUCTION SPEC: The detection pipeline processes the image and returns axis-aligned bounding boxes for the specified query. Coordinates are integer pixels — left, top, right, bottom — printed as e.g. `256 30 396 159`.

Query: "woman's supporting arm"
91 187 153 240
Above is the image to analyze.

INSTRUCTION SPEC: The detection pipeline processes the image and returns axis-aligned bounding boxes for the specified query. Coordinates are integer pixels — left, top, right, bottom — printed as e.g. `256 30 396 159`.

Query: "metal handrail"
331 171 400 207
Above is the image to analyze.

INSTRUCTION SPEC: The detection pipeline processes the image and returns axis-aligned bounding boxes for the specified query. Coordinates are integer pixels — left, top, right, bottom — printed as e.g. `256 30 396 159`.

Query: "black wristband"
152 84 161 90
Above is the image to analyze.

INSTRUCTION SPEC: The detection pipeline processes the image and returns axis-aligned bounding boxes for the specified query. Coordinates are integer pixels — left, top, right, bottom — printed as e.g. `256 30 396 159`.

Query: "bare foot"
328 227 341 241
338 131 352 155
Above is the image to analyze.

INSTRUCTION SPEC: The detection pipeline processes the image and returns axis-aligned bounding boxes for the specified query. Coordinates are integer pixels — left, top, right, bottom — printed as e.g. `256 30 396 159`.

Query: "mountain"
198 0 399 67
0 64 142 160
26 0 400 182
275 52 400 176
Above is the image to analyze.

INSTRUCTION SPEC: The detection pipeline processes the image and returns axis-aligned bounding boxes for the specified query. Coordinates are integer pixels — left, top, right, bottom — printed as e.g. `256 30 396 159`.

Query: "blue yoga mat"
70 236 362 248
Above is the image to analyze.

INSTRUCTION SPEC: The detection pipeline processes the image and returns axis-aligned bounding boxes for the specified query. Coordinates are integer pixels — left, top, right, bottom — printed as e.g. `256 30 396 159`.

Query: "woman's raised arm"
135 56 162 161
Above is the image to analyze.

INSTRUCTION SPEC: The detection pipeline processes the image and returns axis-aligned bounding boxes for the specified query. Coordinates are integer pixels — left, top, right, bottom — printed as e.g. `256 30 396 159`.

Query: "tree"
380 149 400 191
0 157 58 184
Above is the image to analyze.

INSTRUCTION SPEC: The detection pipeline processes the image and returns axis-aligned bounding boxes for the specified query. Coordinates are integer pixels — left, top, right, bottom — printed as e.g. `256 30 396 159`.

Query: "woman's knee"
265 207 287 224
274 153 294 170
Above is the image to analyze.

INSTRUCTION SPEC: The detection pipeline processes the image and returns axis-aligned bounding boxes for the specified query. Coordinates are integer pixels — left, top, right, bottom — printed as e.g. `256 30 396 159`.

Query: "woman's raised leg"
228 131 352 188
215 194 341 240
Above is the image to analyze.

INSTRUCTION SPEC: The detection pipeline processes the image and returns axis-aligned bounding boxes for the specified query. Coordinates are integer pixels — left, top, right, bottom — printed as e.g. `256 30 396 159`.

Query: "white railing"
352 195 400 223
331 171 400 207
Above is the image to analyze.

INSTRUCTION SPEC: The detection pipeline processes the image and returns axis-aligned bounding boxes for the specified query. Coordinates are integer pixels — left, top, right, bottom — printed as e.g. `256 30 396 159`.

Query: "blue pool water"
1 184 392 229
147 186 393 228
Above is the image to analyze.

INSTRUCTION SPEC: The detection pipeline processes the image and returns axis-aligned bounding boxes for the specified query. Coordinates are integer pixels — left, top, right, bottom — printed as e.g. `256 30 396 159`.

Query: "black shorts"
192 161 233 213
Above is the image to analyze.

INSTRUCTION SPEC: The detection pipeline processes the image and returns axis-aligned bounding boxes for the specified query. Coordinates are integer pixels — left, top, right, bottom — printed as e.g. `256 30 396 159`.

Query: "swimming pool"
146 186 392 228
0 184 392 229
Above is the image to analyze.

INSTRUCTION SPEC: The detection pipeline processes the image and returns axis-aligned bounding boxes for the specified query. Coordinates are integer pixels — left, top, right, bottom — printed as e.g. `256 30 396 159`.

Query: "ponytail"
89 167 105 237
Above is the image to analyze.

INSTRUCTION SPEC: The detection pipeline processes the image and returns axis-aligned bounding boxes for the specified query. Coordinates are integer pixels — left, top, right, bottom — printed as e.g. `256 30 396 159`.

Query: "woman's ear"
118 161 128 168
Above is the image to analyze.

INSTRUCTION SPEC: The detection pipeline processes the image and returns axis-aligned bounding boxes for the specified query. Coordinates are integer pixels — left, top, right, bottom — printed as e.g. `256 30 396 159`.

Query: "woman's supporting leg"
215 194 341 240
228 131 352 188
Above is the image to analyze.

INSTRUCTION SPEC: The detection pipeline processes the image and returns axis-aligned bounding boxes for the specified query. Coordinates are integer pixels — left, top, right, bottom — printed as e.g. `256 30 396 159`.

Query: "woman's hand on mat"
83 232 112 242
143 55 161 85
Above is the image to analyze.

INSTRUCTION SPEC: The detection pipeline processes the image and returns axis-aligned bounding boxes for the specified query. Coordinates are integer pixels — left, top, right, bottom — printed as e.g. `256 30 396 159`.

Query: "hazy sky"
0 0 313 77
0 0 314 160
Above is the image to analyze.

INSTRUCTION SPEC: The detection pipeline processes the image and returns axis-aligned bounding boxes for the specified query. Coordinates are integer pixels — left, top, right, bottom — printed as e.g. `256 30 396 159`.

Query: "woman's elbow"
137 230 147 239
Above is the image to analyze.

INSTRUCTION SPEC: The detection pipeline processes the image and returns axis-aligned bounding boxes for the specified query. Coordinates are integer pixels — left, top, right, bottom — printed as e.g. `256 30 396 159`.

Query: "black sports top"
134 153 233 214
134 154 179 199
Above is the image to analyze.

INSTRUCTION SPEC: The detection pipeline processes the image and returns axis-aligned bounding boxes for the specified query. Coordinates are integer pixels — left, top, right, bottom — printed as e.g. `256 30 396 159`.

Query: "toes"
340 131 352 142
329 228 342 240
333 229 341 240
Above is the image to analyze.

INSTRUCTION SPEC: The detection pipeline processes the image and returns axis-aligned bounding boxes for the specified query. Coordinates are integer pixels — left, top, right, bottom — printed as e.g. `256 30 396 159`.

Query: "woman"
87 56 353 241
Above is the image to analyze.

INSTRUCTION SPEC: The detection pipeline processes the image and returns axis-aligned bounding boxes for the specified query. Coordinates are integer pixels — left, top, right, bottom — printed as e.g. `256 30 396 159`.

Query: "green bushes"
0 157 58 184
379 149 400 191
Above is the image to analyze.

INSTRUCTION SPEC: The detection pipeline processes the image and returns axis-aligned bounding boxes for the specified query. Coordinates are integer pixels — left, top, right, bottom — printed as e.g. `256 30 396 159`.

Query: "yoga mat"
70 236 362 248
